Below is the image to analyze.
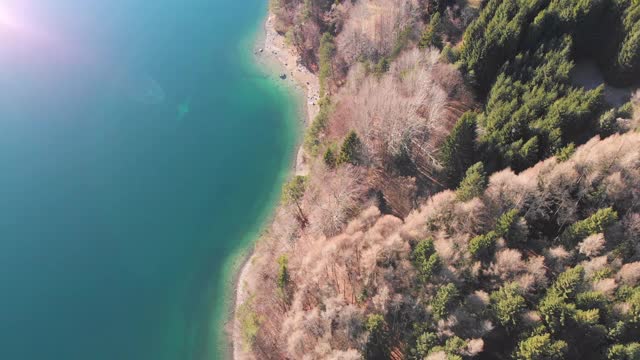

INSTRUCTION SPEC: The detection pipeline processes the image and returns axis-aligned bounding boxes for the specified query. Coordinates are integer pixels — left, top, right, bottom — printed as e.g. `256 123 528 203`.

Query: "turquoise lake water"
0 1 297 359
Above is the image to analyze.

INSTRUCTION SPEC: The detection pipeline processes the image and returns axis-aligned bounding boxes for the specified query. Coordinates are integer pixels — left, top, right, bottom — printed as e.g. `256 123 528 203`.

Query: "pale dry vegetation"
336 0 421 66
335 49 472 170
238 132 640 358
236 1 640 358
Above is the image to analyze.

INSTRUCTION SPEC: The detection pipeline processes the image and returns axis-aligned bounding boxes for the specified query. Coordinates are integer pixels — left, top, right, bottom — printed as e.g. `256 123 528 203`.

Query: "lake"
0 0 296 359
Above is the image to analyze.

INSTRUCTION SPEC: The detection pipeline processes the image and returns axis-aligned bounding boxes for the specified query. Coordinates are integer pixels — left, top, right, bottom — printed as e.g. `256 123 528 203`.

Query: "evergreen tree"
440 112 477 188
555 143 576 162
364 314 390 360
469 231 497 260
282 176 309 226
491 283 527 332
276 255 291 303
559 208 618 247
514 333 568 360
431 284 459 320
276 255 289 292
413 332 438 358
608 343 640 360
318 33 335 96
456 162 487 201
419 12 443 49
323 146 337 168
338 130 362 166
599 109 619 136
412 238 441 283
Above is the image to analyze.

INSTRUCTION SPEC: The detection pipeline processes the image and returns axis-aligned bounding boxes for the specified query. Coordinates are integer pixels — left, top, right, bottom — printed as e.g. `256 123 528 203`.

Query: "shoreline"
228 12 319 360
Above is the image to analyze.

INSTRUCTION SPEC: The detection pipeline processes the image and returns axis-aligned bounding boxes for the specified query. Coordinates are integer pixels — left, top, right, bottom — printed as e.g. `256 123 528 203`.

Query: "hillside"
235 0 640 359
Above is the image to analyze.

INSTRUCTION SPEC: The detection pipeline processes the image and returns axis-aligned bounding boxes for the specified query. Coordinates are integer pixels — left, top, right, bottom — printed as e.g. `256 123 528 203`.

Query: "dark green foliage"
491 283 527 331
609 2 640 86
459 0 640 91
282 175 309 226
364 314 390 360
374 57 390 75
439 112 477 188
618 101 634 119
238 295 262 350
419 12 443 49
514 333 568 360
444 336 467 357
413 332 438 358
550 266 584 300
555 143 576 162
323 145 337 168
457 0 640 171
338 130 362 166
469 209 520 259
616 285 638 302
412 238 441 283
576 291 610 314
469 231 497 259
431 283 459 320
458 0 534 92
276 255 289 292
573 308 601 326
559 208 618 247
304 96 331 155
608 343 640 360
282 176 307 205
539 291 576 333
495 209 521 242
318 32 335 96
477 37 605 171
391 26 412 58
538 266 584 333
440 44 458 64
456 162 487 201
599 109 619 136
592 267 615 282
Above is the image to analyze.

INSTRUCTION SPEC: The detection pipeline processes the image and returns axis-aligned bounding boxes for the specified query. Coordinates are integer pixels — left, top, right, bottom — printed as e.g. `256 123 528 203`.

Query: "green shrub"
237 295 262 350
412 238 441 282
432 284 459 320
440 112 477 188
323 145 337 168
456 162 487 201
276 254 289 292
555 143 576 162
364 314 390 360
419 12 443 49
514 333 568 360
469 231 497 259
608 343 640 360
599 109 619 136
318 33 335 96
559 208 618 247
304 97 331 155
337 130 362 166
491 283 527 331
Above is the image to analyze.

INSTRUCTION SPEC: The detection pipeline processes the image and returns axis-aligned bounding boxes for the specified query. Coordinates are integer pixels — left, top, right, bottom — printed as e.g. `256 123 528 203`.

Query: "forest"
237 0 640 359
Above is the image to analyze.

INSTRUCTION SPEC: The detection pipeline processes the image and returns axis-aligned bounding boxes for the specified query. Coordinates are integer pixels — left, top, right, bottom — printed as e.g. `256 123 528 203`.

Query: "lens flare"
0 3 82 66
0 4 44 45
0 5 22 33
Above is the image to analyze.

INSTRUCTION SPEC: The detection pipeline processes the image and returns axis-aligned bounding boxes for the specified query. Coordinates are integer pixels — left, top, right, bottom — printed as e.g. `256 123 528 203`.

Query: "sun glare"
0 5 29 36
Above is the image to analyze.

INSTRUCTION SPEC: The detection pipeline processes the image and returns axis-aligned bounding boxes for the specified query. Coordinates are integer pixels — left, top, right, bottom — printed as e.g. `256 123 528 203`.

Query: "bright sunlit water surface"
0 1 296 359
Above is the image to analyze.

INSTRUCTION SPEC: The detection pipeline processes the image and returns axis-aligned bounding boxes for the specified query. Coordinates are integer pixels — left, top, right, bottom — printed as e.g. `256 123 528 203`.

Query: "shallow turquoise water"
0 1 296 359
